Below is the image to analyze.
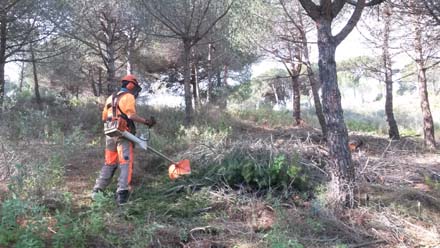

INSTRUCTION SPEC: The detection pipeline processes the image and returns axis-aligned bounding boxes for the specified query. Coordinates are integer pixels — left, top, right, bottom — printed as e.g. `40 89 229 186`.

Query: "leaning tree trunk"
183 39 193 125
305 63 327 138
382 5 400 140
415 21 436 149
299 12 327 137
318 19 355 206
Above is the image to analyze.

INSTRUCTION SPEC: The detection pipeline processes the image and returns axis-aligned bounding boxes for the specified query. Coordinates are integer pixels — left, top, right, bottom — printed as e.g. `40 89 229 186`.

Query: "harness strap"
111 92 128 119
110 92 136 134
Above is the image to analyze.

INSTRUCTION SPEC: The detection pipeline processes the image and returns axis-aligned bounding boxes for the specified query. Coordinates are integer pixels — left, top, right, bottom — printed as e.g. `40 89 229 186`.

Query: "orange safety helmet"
121 74 142 97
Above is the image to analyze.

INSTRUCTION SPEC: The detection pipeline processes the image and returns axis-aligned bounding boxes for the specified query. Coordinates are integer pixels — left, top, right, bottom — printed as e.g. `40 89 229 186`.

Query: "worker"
92 74 156 205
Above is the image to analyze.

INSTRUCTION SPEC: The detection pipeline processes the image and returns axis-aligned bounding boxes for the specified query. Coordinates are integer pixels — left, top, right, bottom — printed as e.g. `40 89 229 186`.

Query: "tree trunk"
272 83 279 105
0 11 7 112
415 21 436 149
19 61 25 92
183 40 193 125
207 43 213 103
106 43 117 95
223 64 228 86
98 67 103 96
300 16 327 137
0 61 4 113
216 69 221 87
90 68 98 97
126 49 133 75
191 57 200 110
382 5 400 140
292 74 301 125
317 19 355 206
30 43 42 110
416 63 436 149
306 64 327 137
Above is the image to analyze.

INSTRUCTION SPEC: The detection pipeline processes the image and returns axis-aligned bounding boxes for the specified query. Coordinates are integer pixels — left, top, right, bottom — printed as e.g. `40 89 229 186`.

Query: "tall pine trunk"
382 5 400 140
30 43 42 110
318 19 355 206
106 44 116 95
183 40 193 125
292 74 301 125
0 11 7 112
207 43 213 103
191 57 200 110
19 61 25 92
415 19 436 149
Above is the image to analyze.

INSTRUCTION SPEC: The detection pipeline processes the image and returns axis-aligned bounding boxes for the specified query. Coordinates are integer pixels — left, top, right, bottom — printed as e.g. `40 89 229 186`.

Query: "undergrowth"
1 98 439 247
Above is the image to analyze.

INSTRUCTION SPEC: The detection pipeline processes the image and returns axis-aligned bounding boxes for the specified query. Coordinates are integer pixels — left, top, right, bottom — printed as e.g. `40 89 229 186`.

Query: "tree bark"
106 45 116 95
414 20 436 149
207 43 213 103
30 43 42 110
223 64 228 86
90 68 98 97
292 74 301 125
0 10 7 112
98 67 103 96
416 63 436 149
183 39 193 125
300 23 327 137
306 63 327 137
216 69 222 87
382 5 400 140
19 61 25 92
271 83 279 104
191 56 200 110
317 18 355 206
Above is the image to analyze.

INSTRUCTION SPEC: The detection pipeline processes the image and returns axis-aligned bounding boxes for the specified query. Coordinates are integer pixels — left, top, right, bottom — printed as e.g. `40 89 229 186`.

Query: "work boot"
91 188 103 200
116 190 129 205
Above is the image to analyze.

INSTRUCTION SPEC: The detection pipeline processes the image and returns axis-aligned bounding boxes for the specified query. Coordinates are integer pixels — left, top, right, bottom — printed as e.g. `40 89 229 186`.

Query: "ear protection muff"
122 80 142 97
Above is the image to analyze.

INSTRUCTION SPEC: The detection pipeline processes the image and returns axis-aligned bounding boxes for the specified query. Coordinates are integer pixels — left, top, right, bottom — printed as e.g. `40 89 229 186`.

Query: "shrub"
0 198 47 247
193 150 312 194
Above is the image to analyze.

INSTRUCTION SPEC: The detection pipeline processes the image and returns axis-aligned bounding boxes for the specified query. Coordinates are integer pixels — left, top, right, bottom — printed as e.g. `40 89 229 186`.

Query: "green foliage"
8 154 65 200
346 119 381 133
337 56 379 87
52 211 85 248
233 106 293 127
265 230 304 248
424 176 440 192
198 150 311 193
0 198 47 247
264 206 304 248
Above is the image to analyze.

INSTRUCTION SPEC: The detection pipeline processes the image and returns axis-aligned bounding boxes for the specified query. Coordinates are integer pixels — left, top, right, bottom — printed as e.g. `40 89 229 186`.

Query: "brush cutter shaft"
121 131 147 150
120 130 177 164
147 146 176 164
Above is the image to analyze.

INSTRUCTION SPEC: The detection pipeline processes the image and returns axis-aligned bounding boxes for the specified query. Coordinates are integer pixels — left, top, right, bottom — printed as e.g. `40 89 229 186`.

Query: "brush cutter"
120 131 191 180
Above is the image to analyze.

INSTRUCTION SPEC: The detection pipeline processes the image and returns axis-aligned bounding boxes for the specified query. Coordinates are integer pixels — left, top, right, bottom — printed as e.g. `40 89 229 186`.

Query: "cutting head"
168 159 191 180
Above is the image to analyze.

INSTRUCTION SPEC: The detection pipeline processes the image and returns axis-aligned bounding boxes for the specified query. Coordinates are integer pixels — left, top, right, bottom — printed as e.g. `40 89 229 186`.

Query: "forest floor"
1 113 440 248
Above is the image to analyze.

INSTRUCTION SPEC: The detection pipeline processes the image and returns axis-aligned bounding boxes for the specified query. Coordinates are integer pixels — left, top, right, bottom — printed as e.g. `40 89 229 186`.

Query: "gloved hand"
144 116 156 128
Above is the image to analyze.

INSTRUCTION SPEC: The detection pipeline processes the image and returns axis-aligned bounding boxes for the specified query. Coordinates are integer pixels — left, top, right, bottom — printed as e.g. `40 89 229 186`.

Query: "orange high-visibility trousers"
93 136 134 193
